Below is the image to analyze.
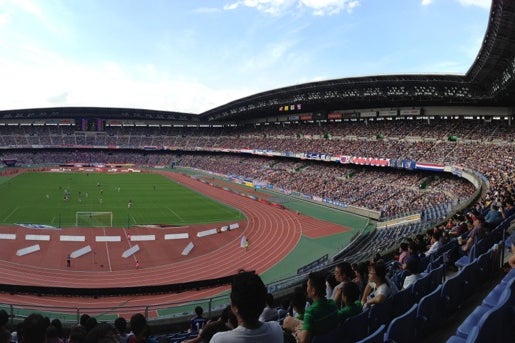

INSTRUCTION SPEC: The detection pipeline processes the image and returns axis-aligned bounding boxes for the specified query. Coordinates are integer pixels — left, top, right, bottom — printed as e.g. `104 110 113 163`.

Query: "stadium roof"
199 0 515 122
0 0 513 123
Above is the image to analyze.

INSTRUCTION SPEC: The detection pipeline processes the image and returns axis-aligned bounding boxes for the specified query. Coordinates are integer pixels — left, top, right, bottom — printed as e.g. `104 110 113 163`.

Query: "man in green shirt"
337 281 362 321
295 271 339 343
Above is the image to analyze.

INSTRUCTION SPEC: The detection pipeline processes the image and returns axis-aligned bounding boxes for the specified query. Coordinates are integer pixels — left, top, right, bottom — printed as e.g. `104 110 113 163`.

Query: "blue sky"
0 0 491 114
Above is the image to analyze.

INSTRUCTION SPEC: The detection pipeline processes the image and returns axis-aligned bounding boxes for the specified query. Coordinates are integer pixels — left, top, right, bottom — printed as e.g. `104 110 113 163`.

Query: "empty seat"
417 284 444 336
356 324 385 343
441 270 466 315
411 272 431 302
384 304 418 343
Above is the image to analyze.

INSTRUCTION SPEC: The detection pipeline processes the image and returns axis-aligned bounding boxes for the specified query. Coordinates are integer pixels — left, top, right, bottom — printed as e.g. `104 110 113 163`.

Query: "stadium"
0 0 514 342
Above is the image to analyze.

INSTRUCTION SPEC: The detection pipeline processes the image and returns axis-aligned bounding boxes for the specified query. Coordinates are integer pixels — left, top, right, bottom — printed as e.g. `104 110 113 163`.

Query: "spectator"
352 262 369 298
337 281 363 321
114 317 130 343
402 258 422 290
508 233 515 269
0 328 11 343
362 262 397 308
277 298 290 323
425 230 442 257
84 317 98 333
68 325 87 343
0 310 8 329
190 306 208 332
459 216 487 254
397 242 410 265
84 323 118 343
282 286 308 335
210 272 283 343
127 313 149 343
485 205 503 230
183 305 237 343
332 261 356 309
79 314 90 328
325 272 338 300
259 293 279 322
46 325 64 343
285 271 339 343
21 313 48 343
501 199 515 219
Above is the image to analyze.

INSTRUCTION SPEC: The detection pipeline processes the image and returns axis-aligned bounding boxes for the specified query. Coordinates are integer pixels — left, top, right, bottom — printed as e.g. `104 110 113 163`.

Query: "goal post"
75 212 113 227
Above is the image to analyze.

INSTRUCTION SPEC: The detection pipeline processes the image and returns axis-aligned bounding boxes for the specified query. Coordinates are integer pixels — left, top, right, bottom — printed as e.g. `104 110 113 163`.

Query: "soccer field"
0 172 244 228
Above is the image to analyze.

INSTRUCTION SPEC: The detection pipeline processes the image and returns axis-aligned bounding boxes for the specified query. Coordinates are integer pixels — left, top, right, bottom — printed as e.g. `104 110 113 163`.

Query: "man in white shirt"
211 272 283 343
425 230 442 257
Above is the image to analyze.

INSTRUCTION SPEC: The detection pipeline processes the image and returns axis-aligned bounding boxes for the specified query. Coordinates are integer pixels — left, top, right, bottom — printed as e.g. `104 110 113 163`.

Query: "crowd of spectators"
0 310 157 343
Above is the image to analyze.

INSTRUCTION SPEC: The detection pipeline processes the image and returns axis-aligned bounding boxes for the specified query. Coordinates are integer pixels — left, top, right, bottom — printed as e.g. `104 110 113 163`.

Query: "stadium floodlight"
75 212 113 227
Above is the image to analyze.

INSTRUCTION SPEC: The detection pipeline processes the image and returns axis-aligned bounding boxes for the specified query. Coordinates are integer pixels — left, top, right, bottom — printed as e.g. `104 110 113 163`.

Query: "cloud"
224 0 361 16
0 11 10 25
0 50 251 113
421 0 433 6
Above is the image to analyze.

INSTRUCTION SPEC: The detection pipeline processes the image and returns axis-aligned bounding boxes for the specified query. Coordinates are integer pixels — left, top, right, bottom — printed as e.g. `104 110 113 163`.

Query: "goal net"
75 212 113 227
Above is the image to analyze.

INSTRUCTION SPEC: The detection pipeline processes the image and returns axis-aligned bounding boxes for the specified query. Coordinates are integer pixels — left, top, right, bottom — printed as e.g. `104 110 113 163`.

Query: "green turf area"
0 172 244 228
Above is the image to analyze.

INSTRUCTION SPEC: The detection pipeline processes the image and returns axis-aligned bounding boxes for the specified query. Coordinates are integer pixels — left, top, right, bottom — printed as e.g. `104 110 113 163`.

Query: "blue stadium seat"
384 304 418 343
455 240 476 269
460 259 480 299
483 275 515 307
441 270 466 315
339 308 371 343
428 263 445 291
311 325 344 343
411 272 431 302
355 324 385 343
455 278 515 340
476 250 492 284
417 284 444 336
391 287 415 319
368 296 394 332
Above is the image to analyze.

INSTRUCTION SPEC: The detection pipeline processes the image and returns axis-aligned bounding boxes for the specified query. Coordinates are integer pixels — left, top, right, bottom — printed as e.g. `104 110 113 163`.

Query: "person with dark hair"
402 258 421 290
485 204 503 229
397 242 410 265
190 306 207 332
114 317 129 343
352 262 369 298
183 305 237 343
84 317 97 333
21 313 48 343
79 314 90 328
68 325 87 343
0 328 11 343
127 313 149 343
361 262 397 308
425 230 442 257
459 216 487 254
259 293 279 322
47 325 64 343
0 310 9 329
337 281 362 321
325 272 338 299
332 261 356 309
210 272 283 342
84 322 118 343
286 271 339 343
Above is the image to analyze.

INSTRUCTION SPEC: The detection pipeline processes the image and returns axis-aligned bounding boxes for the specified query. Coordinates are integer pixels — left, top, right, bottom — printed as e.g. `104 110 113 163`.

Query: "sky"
0 0 492 114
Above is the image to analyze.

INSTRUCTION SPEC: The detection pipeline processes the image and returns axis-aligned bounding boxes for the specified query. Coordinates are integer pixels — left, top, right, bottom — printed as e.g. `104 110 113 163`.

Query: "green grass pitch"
0 172 244 228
